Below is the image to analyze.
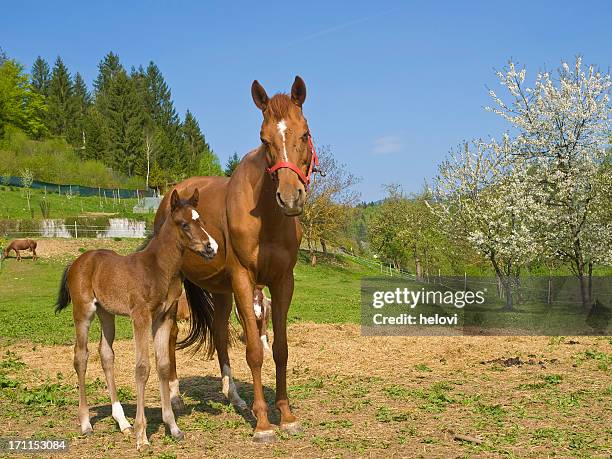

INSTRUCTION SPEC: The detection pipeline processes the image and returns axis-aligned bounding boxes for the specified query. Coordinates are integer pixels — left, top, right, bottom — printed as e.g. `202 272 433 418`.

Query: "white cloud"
372 135 402 155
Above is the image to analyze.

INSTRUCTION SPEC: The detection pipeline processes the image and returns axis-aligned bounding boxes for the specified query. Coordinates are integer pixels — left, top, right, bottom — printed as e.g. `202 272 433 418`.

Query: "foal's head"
170 189 217 260
252 76 312 216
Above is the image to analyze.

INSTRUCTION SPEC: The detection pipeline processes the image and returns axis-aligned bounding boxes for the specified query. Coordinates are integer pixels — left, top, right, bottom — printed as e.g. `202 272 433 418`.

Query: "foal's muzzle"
199 242 217 260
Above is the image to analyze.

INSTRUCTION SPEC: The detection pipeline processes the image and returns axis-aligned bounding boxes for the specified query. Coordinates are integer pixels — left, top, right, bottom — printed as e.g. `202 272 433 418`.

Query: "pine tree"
31 56 51 96
97 69 146 176
93 51 123 95
225 152 241 176
68 72 91 149
142 62 184 175
47 56 75 136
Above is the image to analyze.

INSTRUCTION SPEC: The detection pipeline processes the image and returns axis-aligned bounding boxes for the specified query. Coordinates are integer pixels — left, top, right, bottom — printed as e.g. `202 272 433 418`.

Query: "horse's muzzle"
276 190 304 216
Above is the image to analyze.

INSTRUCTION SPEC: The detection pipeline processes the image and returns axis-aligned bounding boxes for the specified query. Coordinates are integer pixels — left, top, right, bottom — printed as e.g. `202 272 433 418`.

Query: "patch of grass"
117 385 135 402
517 374 563 390
0 351 26 371
383 384 411 400
414 363 432 372
375 405 411 423
319 419 353 429
416 382 455 413
288 377 324 400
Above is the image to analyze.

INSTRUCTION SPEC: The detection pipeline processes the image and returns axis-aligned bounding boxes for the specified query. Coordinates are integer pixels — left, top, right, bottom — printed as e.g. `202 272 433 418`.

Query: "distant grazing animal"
2 239 37 261
54 189 217 451
153 76 317 442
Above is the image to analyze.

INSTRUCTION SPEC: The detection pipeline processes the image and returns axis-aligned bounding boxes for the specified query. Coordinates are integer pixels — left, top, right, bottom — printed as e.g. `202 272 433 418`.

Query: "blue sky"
3 1 611 200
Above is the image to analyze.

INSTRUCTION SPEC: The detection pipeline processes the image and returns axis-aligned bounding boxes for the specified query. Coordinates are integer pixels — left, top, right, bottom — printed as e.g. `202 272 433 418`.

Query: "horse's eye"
181 222 190 230
302 132 309 142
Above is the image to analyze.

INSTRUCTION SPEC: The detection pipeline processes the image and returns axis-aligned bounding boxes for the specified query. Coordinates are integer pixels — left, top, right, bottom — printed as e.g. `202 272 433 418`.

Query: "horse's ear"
189 188 199 207
291 76 306 107
251 80 269 111
170 189 180 212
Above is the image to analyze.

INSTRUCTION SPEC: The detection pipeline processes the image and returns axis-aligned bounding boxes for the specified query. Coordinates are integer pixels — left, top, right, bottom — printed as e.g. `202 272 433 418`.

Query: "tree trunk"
415 257 422 280
320 239 327 254
588 261 593 306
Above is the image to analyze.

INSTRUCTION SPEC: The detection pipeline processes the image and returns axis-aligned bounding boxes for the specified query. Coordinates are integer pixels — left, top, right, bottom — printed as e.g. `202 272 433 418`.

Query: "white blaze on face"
277 119 288 161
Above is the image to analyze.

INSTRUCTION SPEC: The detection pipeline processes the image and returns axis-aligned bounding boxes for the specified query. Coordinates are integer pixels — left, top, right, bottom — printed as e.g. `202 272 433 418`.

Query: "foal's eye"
302 132 309 142
181 222 190 230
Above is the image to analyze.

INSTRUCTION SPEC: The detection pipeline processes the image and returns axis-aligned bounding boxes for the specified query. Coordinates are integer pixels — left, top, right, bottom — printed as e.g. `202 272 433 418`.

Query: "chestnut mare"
153 76 316 442
2 239 37 260
55 189 217 451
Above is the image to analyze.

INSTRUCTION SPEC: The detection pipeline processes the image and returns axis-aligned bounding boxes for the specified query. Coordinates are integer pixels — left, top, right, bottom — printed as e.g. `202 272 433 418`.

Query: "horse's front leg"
167 301 184 411
269 274 300 434
15 249 20 261
232 271 275 442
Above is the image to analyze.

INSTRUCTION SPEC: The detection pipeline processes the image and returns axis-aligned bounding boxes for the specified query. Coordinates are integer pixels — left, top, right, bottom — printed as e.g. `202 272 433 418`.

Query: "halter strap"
265 135 319 187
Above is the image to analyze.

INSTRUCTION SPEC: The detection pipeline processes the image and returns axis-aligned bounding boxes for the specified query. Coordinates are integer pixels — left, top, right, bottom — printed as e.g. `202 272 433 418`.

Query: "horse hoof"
82 427 93 437
171 429 185 441
136 442 151 452
252 429 277 443
280 421 302 435
171 396 185 411
121 427 133 436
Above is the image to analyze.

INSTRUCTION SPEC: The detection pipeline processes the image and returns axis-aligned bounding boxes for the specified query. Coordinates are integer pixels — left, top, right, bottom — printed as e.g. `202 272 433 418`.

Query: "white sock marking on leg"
112 401 131 431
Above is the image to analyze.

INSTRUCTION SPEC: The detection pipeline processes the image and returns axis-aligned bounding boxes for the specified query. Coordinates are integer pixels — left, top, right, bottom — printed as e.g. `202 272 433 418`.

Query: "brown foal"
55 189 217 450
2 239 37 261
153 76 314 442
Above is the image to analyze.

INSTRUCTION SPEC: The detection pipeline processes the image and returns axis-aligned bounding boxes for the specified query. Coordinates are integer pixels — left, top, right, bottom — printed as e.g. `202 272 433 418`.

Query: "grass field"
0 239 610 458
0 187 145 221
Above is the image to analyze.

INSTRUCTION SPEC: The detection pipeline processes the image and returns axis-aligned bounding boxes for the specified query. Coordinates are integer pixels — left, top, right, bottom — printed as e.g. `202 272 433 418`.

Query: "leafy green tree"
47 56 75 136
0 60 46 138
225 152 240 176
0 47 7 65
31 56 51 96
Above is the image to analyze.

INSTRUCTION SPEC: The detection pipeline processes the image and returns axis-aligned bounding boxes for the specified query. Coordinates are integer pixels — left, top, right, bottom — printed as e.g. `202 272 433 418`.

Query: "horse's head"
170 189 218 260
252 76 314 216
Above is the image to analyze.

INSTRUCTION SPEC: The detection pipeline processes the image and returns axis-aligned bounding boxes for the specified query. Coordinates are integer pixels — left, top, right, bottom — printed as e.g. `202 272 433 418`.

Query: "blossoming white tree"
432 139 540 310
487 57 612 309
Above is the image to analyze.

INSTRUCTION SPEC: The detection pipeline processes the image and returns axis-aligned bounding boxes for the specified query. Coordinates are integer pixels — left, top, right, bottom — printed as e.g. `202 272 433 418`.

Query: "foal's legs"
15 249 20 261
73 300 96 435
269 275 300 434
97 308 132 433
232 272 274 442
31 247 37 261
153 311 183 441
132 314 151 450
212 293 247 410
168 312 184 411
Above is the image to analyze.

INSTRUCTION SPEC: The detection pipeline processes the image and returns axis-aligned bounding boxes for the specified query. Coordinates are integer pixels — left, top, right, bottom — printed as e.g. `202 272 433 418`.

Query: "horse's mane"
267 93 293 119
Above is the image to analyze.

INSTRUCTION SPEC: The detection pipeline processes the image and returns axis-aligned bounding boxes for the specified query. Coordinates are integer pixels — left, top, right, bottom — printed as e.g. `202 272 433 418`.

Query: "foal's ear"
189 188 199 207
251 80 269 111
291 76 306 107
170 189 180 212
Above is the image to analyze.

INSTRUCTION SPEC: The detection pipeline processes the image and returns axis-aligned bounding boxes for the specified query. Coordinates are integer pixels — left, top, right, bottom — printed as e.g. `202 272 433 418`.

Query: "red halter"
265 135 319 187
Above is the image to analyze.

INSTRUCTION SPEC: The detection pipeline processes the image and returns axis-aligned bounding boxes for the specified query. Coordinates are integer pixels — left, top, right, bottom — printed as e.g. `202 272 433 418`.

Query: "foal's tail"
177 278 216 358
55 263 72 313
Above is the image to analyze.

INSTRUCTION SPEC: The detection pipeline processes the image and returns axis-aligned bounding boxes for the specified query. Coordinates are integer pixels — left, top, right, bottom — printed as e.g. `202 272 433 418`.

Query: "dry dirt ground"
1 324 610 458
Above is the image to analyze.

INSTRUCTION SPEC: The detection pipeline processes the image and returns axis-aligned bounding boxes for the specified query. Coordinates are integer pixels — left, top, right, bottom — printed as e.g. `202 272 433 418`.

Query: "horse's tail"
55 263 72 313
177 277 216 358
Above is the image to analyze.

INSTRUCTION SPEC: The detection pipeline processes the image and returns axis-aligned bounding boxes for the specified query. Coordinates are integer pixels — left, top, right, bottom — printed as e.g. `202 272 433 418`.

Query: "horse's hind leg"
168 301 183 410
213 292 247 411
73 300 96 435
15 250 20 261
153 310 183 441
31 247 37 261
97 308 132 434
